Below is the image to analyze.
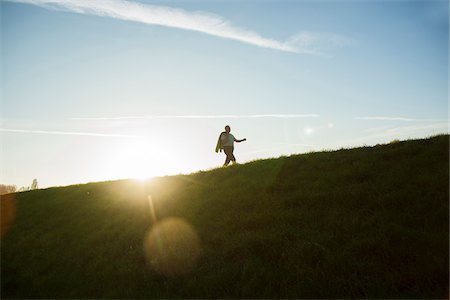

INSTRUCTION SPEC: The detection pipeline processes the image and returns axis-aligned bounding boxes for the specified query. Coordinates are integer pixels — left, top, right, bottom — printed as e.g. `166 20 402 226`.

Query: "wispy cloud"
355 116 445 122
7 0 355 54
287 31 358 57
70 114 320 121
0 128 142 138
382 123 449 135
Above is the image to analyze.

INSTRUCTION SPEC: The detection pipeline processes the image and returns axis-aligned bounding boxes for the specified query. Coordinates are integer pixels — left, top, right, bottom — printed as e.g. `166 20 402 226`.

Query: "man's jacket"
215 131 226 153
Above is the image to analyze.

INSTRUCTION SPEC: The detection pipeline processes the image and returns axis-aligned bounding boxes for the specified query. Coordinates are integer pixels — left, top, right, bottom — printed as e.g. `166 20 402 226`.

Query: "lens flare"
143 218 202 277
1 195 16 238
304 127 314 136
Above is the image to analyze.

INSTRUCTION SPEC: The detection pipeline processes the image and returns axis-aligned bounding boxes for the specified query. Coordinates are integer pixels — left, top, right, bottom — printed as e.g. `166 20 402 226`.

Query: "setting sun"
101 139 177 180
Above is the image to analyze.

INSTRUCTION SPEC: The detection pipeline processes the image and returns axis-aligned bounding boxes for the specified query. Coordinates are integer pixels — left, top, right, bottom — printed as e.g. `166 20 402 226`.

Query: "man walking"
215 125 246 166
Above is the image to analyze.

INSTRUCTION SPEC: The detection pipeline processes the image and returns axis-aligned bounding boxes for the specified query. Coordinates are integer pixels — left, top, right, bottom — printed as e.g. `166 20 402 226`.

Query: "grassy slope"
1 135 449 299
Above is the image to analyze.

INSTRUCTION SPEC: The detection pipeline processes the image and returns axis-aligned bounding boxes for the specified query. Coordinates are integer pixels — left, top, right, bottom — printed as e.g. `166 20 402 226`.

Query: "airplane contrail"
70 114 320 121
0 128 143 138
6 0 297 52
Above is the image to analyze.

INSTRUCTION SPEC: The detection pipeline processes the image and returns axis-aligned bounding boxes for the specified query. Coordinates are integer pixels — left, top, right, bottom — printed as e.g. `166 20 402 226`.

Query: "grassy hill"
1 135 449 299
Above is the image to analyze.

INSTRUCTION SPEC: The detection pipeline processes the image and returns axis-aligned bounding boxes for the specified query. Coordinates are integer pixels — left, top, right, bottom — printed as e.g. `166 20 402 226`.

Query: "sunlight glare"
102 138 182 180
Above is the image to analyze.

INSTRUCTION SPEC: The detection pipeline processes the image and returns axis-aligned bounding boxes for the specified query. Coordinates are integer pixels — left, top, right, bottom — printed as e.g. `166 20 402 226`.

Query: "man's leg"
223 147 232 166
230 147 236 164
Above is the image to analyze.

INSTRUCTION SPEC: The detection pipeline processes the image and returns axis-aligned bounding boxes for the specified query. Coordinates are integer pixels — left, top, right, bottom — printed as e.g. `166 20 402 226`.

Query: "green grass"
1 135 449 298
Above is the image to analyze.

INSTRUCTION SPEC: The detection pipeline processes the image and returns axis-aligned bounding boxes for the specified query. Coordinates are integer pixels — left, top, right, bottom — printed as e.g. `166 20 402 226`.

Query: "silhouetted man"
215 125 246 166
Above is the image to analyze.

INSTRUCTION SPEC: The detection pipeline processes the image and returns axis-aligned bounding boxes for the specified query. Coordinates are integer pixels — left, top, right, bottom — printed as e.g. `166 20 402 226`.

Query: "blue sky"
1 0 448 188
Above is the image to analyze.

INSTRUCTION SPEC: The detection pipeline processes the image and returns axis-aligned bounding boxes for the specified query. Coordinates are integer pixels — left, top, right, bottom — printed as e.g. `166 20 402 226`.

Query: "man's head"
225 125 231 133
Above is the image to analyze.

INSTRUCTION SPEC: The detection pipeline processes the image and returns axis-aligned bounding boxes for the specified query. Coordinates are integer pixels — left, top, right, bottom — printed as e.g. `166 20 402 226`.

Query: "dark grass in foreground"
1 135 449 298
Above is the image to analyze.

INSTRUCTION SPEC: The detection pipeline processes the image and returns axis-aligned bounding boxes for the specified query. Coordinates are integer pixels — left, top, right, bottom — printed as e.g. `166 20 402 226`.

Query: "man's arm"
235 138 247 143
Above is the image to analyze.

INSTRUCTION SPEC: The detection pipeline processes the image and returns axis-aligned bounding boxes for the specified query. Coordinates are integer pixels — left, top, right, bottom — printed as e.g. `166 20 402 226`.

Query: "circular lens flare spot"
143 218 201 277
304 127 314 136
